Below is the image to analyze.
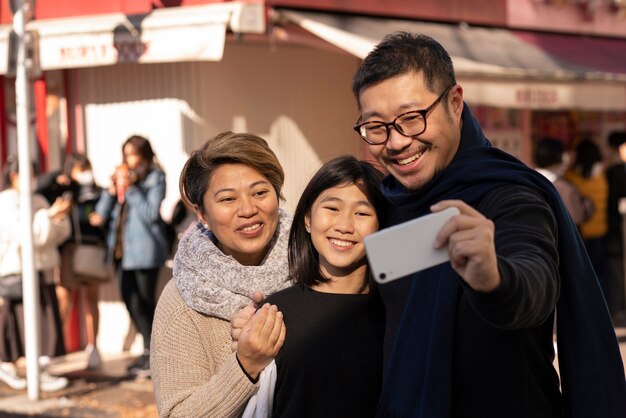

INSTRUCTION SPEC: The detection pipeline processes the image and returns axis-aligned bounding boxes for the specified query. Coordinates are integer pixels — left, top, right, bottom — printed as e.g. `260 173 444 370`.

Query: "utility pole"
11 0 40 400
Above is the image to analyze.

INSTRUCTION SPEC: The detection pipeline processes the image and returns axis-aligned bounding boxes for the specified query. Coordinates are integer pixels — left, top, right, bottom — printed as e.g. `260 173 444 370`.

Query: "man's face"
357 71 463 191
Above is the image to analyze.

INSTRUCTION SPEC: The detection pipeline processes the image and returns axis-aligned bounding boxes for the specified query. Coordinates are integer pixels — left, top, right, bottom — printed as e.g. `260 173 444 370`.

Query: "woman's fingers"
258 305 279 340
251 292 265 306
247 303 270 338
236 303 285 377
273 320 286 354
230 304 256 352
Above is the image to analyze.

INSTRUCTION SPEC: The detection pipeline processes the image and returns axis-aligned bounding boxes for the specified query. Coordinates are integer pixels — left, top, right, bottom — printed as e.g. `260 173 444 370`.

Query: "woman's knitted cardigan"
151 211 292 417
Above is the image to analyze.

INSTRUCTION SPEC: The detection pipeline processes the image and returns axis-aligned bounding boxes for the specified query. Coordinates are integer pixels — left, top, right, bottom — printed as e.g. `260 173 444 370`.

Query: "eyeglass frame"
353 85 455 146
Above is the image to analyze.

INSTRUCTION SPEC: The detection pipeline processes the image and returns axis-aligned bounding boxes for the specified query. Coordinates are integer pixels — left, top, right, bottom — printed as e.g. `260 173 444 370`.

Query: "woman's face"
305 181 379 283
201 163 280 266
123 143 145 171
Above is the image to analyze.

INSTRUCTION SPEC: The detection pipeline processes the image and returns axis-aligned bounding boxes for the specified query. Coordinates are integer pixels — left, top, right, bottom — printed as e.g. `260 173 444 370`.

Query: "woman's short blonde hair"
179 131 285 213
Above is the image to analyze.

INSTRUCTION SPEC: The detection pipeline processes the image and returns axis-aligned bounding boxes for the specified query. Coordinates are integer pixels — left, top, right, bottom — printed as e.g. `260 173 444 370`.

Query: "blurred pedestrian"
605 131 626 320
533 137 594 226
0 156 71 392
89 135 168 377
57 153 108 369
565 138 609 294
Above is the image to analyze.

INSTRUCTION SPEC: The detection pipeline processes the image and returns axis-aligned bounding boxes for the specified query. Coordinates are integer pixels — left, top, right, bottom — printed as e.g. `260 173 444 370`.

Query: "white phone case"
365 207 460 284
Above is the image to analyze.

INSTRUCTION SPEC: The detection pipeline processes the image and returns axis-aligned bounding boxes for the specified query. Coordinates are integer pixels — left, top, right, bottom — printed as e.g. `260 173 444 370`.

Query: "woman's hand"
89 212 104 227
235 303 286 380
231 292 264 352
48 197 72 222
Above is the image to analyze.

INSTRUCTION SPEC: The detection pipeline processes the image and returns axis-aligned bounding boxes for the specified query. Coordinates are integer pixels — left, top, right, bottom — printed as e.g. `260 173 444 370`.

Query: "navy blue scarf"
376 105 626 417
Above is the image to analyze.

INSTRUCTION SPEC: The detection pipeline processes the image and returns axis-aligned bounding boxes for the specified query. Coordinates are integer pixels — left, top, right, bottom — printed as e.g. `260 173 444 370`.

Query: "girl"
262 155 386 417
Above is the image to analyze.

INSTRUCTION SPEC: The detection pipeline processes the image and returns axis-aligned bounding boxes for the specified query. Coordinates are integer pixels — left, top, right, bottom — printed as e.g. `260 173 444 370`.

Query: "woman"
89 135 168 376
261 155 386 417
564 138 608 293
57 153 107 369
151 132 290 417
0 156 71 392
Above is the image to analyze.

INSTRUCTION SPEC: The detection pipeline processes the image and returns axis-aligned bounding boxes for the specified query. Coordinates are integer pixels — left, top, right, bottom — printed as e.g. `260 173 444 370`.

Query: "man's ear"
450 84 464 119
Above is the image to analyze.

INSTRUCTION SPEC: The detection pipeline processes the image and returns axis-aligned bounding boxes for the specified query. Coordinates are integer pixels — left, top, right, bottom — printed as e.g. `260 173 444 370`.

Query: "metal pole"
13 0 41 400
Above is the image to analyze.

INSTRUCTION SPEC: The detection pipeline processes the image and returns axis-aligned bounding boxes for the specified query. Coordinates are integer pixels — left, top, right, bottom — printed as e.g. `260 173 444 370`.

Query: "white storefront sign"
0 2 265 72
460 79 626 111
36 23 227 69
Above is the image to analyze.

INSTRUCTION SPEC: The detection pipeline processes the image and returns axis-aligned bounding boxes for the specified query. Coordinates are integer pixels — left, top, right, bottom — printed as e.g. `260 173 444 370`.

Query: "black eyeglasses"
353 85 454 145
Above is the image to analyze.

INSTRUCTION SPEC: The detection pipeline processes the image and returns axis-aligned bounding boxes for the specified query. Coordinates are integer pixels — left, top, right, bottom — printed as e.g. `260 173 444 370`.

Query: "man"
352 32 625 417
533 137 594 226
605 131 626 319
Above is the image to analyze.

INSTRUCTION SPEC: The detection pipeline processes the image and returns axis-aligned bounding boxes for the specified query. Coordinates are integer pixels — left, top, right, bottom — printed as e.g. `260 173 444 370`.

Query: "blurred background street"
1 0 626 416
0 351 156 417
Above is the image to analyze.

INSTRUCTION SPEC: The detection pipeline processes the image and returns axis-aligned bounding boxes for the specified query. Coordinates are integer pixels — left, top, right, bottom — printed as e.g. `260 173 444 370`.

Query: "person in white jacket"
0 156 72 392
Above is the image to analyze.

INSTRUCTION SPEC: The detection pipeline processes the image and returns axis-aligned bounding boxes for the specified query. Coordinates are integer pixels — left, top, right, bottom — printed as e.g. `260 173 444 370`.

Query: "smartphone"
364 207 460 284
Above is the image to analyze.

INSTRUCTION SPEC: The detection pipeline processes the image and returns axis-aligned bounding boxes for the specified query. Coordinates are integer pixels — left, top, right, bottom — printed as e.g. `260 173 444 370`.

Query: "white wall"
75 42 361 217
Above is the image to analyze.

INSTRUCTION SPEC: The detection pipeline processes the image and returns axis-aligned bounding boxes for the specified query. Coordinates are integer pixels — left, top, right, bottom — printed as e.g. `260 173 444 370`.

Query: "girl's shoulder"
264 284 306 304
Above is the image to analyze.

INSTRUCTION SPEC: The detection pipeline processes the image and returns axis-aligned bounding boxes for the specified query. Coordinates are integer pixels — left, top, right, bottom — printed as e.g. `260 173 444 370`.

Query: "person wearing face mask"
90 135 168 377
55 153 107 370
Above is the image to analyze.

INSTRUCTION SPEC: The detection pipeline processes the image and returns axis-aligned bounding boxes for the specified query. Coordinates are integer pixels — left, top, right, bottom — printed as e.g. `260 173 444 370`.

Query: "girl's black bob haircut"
288 155 385 293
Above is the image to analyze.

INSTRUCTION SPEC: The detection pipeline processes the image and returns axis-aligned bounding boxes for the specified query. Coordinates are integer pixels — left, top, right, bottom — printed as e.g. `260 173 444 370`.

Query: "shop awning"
277 9 626 110
0 2 265 74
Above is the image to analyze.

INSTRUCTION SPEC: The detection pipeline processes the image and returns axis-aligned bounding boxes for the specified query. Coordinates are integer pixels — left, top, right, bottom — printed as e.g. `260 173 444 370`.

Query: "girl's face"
305 181 379 286
200 163 280 266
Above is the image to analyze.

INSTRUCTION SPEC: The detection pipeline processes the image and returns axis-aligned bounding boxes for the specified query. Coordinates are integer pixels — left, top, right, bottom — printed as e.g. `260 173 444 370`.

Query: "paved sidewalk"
0 324 624 417
0 351 157 418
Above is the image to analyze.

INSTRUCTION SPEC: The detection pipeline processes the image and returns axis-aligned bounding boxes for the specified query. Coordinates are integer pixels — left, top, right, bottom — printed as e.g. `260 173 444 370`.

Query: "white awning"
277 9 626 111
0 2 265 73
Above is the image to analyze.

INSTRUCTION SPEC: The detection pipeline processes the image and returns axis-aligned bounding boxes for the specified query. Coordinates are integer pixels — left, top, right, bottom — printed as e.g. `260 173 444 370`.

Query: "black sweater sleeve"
463 185 559 329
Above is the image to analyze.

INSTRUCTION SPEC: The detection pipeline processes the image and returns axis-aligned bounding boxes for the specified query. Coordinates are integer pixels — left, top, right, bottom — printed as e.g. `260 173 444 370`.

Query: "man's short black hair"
352 32 456 107
608 131 626 149
533 137 565 168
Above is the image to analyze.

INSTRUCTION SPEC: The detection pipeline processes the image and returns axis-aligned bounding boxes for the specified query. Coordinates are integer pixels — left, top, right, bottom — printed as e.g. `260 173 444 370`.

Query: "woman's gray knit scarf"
173 209 292 320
